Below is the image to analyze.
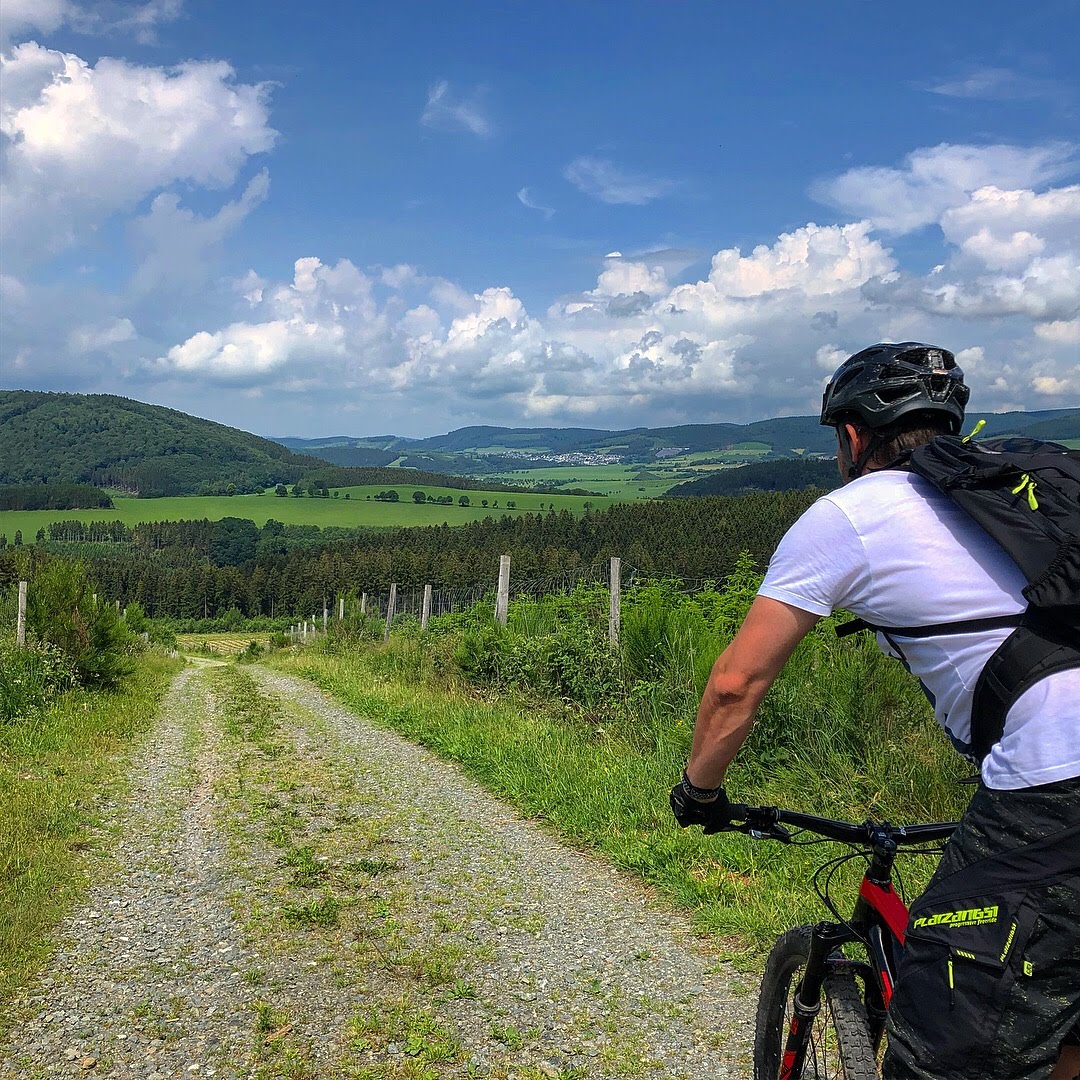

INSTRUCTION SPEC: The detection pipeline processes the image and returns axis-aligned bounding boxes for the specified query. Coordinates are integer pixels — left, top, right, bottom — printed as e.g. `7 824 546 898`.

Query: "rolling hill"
0 391 323 496
276 408 1080 471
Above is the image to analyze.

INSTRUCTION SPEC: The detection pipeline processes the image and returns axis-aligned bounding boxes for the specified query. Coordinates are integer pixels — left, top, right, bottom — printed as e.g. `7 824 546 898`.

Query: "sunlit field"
0 484 626 540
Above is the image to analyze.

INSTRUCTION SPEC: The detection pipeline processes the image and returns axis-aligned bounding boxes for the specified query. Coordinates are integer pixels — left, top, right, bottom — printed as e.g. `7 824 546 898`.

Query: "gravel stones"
1 665 755 1078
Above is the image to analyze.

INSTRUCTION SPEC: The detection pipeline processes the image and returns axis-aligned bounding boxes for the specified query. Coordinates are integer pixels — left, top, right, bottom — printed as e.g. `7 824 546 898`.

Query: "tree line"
0 491 821 620
0 484 115 511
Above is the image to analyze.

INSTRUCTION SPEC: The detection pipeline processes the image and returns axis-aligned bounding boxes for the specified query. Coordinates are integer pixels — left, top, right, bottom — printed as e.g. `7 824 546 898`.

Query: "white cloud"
68 316 136 353
939 184 1080 269
130 170 270 294
0 0 70 46
0 42 275 264
146 156 1080 426
1032 373 1080 396
420 80 492 137
1034 319 1080 345
813 143 1075 233
927 68 1064 102
517 187 555 220
563 157 676 205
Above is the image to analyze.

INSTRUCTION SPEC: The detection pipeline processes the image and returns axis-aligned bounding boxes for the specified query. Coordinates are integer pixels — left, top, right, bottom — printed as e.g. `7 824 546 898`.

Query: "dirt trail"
1 664 753 1079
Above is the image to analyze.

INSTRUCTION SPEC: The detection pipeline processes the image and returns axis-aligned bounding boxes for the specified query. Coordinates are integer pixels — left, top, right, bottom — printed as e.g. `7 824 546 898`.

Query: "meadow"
0 484 624 540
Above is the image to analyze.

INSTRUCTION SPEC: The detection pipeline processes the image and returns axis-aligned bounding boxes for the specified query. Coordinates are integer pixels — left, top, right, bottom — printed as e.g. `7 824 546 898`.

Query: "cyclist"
670 342 1080 1079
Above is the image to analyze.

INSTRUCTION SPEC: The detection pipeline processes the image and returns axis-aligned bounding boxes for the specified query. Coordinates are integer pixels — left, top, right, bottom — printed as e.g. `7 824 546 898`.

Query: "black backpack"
837 434 1080 763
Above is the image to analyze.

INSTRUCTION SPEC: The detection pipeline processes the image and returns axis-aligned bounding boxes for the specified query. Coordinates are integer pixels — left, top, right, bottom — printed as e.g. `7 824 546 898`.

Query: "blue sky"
1 0 1077 437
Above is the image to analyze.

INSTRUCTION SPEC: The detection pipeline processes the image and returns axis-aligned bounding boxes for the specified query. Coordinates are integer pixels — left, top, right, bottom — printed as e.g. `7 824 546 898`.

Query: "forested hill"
0 391 534 498
665 457 841 498
0 391 324 496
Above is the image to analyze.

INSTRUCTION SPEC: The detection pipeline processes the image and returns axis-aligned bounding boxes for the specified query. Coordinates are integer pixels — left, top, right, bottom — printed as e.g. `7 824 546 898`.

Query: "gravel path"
1 664 755 1079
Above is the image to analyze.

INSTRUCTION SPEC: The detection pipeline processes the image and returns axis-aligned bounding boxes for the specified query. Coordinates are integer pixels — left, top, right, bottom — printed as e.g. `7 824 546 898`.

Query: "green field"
0 484 623 539
497 464 688 499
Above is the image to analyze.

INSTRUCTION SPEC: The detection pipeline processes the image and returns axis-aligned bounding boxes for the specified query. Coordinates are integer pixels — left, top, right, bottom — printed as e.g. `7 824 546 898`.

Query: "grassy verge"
268 641 971 959
0 652 182 1020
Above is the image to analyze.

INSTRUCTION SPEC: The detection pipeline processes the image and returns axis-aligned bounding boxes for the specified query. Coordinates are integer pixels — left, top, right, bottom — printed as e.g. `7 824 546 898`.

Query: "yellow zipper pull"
1011 475 1040 510
961 419 987 443
948 957 956 1009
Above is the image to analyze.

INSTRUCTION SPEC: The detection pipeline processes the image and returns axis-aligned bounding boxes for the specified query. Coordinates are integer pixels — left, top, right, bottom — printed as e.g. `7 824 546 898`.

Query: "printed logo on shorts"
912 905 1000 929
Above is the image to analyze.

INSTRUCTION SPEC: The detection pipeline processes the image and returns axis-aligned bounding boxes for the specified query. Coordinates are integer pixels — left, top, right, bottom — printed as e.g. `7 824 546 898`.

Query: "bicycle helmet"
820 342 969 434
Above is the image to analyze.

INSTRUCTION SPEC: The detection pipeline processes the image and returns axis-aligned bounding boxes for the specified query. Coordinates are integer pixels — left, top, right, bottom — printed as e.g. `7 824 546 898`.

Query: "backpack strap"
836 612 1080 762
835 613 1025 639
968 617 1080 763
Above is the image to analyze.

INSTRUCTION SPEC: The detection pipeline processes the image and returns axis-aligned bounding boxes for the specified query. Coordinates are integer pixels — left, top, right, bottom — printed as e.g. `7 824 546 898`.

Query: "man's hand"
670 775 734 834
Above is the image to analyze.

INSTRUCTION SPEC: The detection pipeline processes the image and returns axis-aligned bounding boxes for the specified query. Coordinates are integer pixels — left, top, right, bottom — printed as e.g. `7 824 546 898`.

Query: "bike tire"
753 925 879 1080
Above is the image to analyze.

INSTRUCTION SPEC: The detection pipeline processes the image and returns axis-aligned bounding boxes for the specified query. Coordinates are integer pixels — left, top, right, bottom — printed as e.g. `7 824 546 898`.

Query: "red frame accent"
859 878 909 944
879 968 893 1007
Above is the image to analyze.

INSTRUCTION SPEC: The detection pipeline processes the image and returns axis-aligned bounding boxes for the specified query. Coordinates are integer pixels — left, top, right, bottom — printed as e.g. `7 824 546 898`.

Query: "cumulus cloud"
0 42 275 265
420 80 492 137
813 142 1075 233
147 150 1080 427
564 156 676 205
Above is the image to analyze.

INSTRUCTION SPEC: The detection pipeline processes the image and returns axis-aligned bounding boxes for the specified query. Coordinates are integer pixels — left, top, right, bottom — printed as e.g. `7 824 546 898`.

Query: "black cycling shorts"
883 775 1080 1080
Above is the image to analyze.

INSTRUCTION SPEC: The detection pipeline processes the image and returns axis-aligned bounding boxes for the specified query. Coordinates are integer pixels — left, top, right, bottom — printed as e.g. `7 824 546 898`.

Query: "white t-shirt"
759 470 1080 790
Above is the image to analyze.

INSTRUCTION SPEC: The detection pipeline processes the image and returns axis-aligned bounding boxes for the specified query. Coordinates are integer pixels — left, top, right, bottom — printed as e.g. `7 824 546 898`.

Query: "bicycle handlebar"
723 803 959 846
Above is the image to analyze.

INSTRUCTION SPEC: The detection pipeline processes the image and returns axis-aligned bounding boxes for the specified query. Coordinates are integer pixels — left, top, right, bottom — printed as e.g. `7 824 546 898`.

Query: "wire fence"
277 554 736 646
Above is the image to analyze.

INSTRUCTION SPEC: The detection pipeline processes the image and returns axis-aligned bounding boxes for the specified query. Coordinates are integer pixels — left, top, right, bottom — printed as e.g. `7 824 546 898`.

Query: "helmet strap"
841 424 883 479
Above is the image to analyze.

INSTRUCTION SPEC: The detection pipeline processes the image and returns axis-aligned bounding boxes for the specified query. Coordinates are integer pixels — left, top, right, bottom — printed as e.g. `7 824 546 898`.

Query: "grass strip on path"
0 653 182 1022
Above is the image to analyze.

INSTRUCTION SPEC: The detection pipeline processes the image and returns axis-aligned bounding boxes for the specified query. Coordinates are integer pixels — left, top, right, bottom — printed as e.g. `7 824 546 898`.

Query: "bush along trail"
1 663 755 1079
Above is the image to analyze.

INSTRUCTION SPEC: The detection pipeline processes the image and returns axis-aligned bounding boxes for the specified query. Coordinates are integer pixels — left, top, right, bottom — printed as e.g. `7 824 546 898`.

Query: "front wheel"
754 926 878 1080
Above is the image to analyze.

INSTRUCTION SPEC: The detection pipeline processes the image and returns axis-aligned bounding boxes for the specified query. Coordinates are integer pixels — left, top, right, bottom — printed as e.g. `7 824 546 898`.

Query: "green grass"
0 652 181 1022
269 633 970 956
0 485 624 539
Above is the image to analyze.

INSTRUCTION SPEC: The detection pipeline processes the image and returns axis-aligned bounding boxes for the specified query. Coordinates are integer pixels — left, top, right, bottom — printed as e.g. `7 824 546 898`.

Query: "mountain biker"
670 342 1080 1080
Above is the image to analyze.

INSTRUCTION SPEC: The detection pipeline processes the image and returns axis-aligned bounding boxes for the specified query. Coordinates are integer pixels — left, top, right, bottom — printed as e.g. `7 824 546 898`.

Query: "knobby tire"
754 926 879 1080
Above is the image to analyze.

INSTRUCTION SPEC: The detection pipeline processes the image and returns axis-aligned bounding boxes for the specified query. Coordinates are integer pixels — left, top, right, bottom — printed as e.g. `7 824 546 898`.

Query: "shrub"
0 637 77 724
24 561 139 688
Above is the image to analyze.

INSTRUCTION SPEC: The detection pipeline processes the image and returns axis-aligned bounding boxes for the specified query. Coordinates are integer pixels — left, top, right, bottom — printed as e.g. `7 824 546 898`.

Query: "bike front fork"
781 922 855 1078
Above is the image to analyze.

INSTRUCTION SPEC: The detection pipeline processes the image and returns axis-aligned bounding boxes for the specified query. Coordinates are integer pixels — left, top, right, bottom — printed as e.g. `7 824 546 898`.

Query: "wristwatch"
680 769 724 802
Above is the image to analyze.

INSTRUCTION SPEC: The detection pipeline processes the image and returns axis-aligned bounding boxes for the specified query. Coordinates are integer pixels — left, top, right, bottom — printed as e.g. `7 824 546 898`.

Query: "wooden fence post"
421 584 432 631
360 592 367 615
384 584 398 642
338 597 345 621
302 621 308 643
16 580 27 647
609 556 621 647
323 601 328 633
495 555 511 626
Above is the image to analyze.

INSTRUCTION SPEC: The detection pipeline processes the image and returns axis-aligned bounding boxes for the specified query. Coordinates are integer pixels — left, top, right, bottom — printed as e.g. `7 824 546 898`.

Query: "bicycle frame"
729 806 957 1078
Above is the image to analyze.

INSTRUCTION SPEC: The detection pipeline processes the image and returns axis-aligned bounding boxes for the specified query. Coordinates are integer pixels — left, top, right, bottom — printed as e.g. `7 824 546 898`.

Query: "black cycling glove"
669 770 734 834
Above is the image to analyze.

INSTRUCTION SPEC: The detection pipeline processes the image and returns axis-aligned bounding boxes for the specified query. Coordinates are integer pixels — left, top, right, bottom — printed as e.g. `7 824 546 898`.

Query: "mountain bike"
719 803 958 1079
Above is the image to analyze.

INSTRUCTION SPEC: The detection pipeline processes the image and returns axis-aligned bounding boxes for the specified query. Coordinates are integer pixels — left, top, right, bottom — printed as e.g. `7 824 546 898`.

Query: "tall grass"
0 653 180 1023
271 561 971 954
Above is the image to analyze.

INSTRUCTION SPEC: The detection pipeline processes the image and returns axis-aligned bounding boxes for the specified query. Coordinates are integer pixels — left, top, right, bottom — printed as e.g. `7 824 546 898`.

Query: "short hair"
843 410 954 469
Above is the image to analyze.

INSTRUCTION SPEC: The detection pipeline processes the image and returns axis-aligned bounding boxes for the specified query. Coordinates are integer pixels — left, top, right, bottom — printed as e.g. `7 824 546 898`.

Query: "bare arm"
686 596 821 790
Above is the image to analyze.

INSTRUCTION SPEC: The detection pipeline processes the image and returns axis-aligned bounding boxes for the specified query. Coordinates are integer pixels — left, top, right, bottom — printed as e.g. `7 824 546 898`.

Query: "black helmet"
820 342 969 434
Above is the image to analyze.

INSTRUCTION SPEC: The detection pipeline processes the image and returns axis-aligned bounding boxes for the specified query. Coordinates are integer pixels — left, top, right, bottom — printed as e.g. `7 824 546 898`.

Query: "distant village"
492 447 691 466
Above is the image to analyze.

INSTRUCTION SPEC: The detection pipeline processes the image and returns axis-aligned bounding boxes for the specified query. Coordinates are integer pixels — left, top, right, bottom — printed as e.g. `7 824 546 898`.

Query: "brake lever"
746 824 792 843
